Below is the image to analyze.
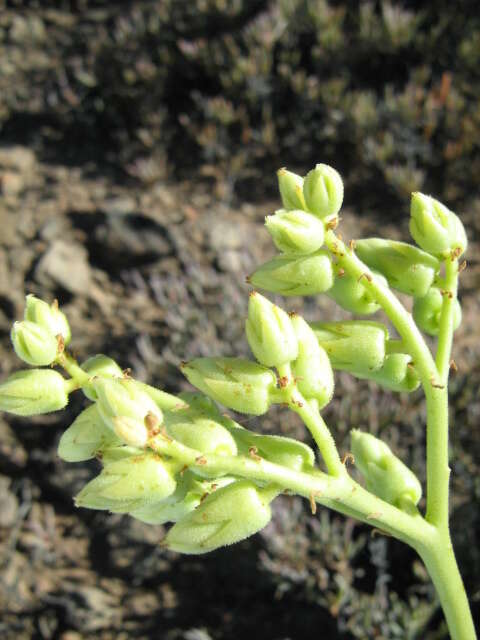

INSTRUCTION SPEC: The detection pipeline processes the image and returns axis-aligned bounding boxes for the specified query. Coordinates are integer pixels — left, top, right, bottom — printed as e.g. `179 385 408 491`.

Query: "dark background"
0 1 479 638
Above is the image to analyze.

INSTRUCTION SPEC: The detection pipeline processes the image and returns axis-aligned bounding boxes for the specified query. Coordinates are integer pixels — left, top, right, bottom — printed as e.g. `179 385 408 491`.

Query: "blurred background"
0 1 479 638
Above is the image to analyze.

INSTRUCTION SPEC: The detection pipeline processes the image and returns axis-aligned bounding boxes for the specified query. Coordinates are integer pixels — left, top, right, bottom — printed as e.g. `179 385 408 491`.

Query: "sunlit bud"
326 266 388 314
312 321 388 373
277 168 307 210
355 239 440 297
24 295 71 345
75 451 178 513
302 164 344 219
58 404 121 462
265 209 325 254
410 193 467 256
224 419 315 471
11 321 58 366
178 391 221 416
81 354 123 400
93 378 163 435
350 353 420 393
131 474 235 525
248 251 333 297
0 369 68 416
181 357 277 416
164 480 274 554
413 287 462 336
351 430 422 507
246 292 298 367
136 381 183 411
165 408 238 457
290 314 334 408
112 416 149 448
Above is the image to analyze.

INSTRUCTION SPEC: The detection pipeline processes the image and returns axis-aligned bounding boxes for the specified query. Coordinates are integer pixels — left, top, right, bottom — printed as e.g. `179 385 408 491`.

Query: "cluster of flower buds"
249 165 343 297
350 430 422 508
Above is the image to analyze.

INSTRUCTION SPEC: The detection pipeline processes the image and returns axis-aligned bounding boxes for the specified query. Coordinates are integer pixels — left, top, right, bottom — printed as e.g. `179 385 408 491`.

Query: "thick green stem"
418 534 476 640
436 257 459 383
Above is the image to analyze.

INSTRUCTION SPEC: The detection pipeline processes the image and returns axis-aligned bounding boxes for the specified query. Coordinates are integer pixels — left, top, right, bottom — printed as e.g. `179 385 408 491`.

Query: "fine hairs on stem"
0 164 476 639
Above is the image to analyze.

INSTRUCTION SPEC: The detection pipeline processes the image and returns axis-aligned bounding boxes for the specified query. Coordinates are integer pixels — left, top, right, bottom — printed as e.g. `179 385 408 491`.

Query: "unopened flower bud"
11 321 58 366
265 209 325 254
302 164 343 219
165 408 238 457
58 404 121 462
351 430 422 507
81 354 123 400
25 295 71 345
277 168 306 210
75 451 178 513
410 193 467 256
350 353 420 393
413 287 461 336
326 266 388 314
290 314 334 408
0 369 68 416
312 321 388 373
132 474 236 525
164 480 274 554
355 239 440 297
181 357 277 416
224 419 315 471
178 391 221 416
249 251 333 297
93 378 163 437
246 292 298 367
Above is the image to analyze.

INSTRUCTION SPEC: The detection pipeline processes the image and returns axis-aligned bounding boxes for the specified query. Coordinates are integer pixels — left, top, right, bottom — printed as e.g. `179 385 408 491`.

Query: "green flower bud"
302 164 344 219
165 408 238 457
137 381 184 411
131 473 235 525
0 369 68 416
355 239 440 297
178 391 221 416
290 314 334 408
11 321 58 366
326 266 388 315
277 168 306 210
80 354 124 401
350 353 420 393
58 404 121 462
413 287 462 336
24 295 71 345
410 193 467 256
312 321 388 373
248 251 333 297
93 378 163 441
181 357 277 416
246 292 298 367
164 480 273 554
265 209 325 254
351 430 422 507
223 419 315 471
75 451 178 513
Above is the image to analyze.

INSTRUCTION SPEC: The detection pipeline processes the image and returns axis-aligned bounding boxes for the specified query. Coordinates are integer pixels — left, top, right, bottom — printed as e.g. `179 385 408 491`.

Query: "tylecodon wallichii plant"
1 164 476 639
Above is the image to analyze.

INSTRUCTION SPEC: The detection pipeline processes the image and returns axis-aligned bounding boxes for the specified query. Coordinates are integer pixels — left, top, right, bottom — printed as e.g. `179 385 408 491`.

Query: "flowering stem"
276 363 345 477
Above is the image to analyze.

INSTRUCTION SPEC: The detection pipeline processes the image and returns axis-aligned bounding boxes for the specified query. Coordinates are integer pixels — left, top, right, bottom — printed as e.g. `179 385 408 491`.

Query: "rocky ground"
1 145 479 639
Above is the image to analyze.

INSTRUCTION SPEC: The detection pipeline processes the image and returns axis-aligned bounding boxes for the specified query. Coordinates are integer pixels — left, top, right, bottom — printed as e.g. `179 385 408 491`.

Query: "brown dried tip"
309 493 317 515
337 268 345 277
249 446 262 461
249 290 258 297
245 275 252 284
341 452 355 467
278 375 289 389
287 310 298 318
56 334 65 354
180 360 188 369
325 217 339 230
145 411 160 430
349 239 356 251
122 368 132 378
449 359 458 372
458 260 467 273
195 455 207 465
52 299 59 311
